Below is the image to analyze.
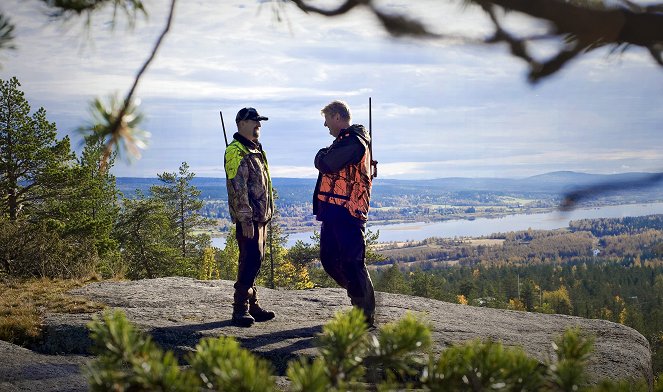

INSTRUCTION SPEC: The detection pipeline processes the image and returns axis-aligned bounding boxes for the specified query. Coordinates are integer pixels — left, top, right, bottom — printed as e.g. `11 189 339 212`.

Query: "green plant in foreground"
424 339 544 391
86 308 656 391
187 336 275 392
85 310 198 391
546 327 595 391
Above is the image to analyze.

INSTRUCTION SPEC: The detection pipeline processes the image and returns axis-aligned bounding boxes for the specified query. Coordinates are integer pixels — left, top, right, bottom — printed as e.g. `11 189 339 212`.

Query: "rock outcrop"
1 277 653 391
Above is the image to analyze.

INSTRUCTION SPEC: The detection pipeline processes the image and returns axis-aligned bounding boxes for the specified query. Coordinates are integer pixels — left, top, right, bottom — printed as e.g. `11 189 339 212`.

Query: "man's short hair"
321 100 351 121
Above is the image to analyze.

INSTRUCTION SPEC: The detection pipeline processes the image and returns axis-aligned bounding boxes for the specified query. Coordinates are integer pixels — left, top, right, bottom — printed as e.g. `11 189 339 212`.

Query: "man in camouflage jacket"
225 107 275 327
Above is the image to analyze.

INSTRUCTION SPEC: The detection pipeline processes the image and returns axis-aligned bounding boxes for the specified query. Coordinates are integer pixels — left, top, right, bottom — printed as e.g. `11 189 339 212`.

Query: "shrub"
85 310 198 391
0 219 98 279
85 308 655 391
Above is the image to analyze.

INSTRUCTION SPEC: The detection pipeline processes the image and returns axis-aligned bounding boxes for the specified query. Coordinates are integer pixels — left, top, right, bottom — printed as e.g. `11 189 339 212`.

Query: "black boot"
351 296 375 327
232 289 254 327
249 286 275 322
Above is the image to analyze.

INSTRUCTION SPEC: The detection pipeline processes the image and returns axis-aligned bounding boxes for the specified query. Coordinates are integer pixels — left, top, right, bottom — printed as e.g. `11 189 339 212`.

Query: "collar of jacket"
233 132 262 151
336 124 370 145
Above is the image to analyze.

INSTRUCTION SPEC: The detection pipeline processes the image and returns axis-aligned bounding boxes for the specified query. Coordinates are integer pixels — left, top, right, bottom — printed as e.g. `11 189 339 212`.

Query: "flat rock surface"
1 277 652 391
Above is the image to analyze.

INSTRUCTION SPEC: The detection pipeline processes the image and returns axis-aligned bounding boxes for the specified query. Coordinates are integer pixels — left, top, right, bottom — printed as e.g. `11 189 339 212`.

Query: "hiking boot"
351 296 375 328
232 303 255 327
232 286 255 327
365 312 376 329
249 286 275 322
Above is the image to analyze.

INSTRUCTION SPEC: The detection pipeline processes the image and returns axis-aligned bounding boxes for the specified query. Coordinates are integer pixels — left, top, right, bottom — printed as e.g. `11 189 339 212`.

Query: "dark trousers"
234 221 267 298
320 219 375 318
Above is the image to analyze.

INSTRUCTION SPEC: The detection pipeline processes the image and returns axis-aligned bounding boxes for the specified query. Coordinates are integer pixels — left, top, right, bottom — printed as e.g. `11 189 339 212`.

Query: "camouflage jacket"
224 133 273 224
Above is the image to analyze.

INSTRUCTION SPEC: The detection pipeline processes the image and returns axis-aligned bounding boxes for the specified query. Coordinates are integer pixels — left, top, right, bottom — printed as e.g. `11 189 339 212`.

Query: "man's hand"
241 221 254 239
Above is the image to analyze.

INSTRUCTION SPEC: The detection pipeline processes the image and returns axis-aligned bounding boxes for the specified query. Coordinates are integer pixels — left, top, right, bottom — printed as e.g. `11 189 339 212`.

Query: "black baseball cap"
235 107 268 123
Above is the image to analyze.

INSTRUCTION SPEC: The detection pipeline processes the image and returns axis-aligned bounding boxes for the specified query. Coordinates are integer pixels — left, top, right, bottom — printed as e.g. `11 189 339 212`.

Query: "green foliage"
290 309 433 390
426 339 543 391
293 229 385 288
316 308 371 387
114 192 182 279
217 226 239 281
371 248 663 373
52 137 122 276
198 247 219 280
367 312 432 384
86 310 276 391
287 240 319 268
151 161 212 262
287 356 330 392
0 13 15 51
289 232 338 288
592 378 652 391
0 76 125 279
187 337 275 391
547 328 594 391
365 229 387 265
86 307 652 391
86 310 198 391
0 218 98 278
0 76 75 222
81 93 147 168
374 263 411 295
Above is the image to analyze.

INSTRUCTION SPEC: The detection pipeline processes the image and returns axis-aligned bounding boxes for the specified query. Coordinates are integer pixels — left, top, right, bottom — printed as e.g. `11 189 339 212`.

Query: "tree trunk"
8 186 19 221
180 199 186 258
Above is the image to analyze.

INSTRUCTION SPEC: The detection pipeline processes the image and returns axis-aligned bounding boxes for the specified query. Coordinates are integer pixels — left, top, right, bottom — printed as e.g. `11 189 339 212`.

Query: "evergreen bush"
85 308 655 391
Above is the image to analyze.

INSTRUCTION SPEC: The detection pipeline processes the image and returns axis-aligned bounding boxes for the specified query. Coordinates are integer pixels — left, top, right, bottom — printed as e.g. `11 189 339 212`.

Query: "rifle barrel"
368 97 377 178
369 97 373 156
220 111 229 147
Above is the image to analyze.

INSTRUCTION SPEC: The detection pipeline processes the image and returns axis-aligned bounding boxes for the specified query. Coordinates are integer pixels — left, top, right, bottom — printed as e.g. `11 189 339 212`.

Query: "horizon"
115 169 661 181
1 1 661 179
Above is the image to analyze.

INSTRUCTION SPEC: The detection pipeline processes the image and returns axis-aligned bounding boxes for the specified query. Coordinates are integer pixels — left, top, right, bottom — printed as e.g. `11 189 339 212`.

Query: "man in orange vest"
313 100 376 326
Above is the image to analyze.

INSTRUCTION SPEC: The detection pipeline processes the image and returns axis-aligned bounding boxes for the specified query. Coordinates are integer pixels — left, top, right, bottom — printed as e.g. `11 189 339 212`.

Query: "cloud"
1 0 661 180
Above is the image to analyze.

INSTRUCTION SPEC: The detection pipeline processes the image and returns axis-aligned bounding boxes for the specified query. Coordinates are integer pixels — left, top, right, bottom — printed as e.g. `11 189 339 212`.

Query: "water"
284 202 663 246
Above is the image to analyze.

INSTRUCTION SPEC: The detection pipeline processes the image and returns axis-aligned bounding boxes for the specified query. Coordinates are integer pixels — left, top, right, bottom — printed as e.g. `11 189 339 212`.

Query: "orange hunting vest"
316 144 372 222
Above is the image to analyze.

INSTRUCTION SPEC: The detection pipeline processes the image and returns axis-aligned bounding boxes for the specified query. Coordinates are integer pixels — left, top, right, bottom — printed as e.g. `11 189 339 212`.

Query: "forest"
366 215 663 374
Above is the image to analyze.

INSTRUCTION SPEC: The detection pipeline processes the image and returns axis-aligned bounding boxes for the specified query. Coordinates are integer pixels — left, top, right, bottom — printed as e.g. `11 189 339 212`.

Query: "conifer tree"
151 162 212 260
375 263 411 294
258 188 314 289
59 138 120 256
0 76 74 221
115 191 181 279
217 226 239 281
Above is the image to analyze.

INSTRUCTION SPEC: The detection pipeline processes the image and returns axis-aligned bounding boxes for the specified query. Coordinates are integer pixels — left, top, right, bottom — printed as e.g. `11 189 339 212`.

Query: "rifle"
220 110 229 147
369 97 378 178
221 108 275 288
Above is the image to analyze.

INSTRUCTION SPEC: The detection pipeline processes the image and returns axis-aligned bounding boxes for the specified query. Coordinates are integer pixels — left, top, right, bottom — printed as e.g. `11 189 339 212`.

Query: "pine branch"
101 0 177 169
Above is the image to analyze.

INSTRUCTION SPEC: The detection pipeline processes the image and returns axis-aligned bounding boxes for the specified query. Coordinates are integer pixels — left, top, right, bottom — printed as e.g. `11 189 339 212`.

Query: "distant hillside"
116 177 315 202
116 171 663 202
377 171 662 193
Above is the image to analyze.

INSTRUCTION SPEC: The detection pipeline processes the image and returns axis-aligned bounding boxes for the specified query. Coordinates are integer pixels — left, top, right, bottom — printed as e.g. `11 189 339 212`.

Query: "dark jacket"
313 124 371 226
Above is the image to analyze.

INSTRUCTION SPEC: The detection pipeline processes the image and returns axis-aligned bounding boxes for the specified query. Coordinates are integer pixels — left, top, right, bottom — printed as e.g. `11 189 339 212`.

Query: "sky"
1 0 662 180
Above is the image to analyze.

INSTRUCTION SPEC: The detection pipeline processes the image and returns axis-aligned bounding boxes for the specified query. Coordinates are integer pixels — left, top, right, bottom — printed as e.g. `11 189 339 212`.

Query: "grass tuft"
0 277 106 346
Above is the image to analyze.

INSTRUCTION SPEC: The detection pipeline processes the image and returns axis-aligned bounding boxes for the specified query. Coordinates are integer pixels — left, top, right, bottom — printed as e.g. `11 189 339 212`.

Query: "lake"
284 202 663 246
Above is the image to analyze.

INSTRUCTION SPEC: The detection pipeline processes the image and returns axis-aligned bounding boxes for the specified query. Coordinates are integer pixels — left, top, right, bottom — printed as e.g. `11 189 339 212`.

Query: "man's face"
238 119 261 141
323 113 341 138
